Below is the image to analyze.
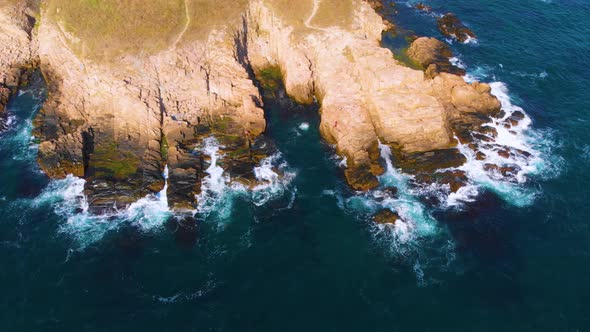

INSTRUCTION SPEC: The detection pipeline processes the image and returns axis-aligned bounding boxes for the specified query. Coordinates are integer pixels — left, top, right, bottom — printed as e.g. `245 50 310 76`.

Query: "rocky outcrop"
406 37 465 78
373 209 399 225
437 13 477 43
246 0 500 188
0 1 38 130
21 0 502 211
35 13 266 212
414 2 432 13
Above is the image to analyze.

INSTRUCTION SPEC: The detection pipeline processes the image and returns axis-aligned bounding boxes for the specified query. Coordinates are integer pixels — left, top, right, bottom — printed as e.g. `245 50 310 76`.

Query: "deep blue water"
1 0 590 330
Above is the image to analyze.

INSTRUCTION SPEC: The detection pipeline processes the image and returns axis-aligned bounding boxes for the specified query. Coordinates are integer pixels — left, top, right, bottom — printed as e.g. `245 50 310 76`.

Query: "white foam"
462 35 479 45
30 167 172 249
195 137 297 221
251 153 296 207
338 156 348 168
1 115 16 130
298 122 310 131
125 165 171 230
449 56 466 70
28 136 296 247
345 143 439 248
511 70 549 80
195 137 240 221
446 81 561 207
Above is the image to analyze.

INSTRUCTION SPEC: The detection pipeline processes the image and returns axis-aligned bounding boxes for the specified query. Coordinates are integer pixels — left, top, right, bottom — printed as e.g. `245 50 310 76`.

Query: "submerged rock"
438 170 469 193
414 3 432 13
437 13 477 43
484 163 521 177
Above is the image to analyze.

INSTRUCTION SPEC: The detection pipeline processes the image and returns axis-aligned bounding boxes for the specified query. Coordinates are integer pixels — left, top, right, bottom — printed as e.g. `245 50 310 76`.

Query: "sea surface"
1 0 589 330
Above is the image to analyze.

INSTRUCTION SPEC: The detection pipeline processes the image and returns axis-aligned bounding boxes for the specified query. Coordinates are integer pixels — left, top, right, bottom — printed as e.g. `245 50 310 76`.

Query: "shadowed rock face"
2 0 502 210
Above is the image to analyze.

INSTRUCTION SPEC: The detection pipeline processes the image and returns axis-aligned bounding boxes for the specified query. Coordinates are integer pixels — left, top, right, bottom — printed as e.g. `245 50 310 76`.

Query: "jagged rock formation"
0 0 38 130
2 0 502 211
35 8 267 211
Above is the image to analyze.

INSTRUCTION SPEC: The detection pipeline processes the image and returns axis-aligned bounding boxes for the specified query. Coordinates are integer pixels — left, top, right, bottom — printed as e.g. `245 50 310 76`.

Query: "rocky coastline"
0 0 38 131
0 0 525 217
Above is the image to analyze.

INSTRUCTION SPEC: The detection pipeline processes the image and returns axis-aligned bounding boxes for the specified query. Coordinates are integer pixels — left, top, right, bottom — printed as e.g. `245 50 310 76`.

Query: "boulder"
438 170 468 193
373 209 399 225
407 37 465 77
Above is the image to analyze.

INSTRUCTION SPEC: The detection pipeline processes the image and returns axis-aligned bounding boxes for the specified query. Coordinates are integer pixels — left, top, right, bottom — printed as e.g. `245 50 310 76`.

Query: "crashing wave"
344 143 440 247
21 133 296 248
29 166 172 249
447 82 561 206
336 45 562 282
194 137 241 221
252 153 296 207
195 136 297 223
298 122 310 131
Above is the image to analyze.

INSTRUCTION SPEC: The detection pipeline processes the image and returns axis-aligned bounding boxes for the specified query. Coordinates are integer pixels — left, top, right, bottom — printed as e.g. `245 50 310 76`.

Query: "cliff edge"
0 0 38 130
2 0 502 211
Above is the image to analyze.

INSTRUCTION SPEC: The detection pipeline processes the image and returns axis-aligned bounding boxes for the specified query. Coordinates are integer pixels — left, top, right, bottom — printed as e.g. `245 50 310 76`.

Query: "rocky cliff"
244 0 500 189
2 0 503 211
0 0 38 130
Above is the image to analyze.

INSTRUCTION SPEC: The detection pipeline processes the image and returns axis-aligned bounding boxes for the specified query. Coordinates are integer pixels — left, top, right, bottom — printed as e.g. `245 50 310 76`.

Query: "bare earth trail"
171 0 190 50
304 0 330 32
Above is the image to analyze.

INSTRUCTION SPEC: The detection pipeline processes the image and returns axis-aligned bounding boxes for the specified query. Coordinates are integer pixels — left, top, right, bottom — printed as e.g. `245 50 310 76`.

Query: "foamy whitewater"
337 43 561 262
195 137 296 225
25 136 297 247
24 165 173 249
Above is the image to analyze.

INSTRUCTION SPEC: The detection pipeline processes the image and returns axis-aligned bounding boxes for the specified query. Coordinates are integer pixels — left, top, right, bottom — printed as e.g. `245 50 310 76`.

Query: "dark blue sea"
1 0 589 330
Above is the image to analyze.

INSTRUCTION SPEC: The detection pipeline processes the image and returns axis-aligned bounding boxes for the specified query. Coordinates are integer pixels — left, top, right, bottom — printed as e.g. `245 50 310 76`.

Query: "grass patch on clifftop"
266 0 354 35
184 0 248 41
46 0 186 59
44 0 363 59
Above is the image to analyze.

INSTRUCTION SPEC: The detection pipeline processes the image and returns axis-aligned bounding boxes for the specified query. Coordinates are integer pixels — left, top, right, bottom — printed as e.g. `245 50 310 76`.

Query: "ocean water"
1 0 590 330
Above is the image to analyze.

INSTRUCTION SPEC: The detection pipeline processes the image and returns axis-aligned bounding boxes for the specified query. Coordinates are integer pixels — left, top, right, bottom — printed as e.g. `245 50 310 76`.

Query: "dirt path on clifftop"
304 0 329 32
171 0 190 49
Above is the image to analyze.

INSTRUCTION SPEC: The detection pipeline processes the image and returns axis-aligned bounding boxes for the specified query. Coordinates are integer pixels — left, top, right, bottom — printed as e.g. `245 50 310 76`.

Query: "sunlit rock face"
0 1 38 129
1 0 501 208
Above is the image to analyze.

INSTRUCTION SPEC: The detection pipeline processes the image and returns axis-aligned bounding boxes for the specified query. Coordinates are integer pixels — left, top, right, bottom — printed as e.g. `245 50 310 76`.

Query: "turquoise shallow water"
1 0 590 330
